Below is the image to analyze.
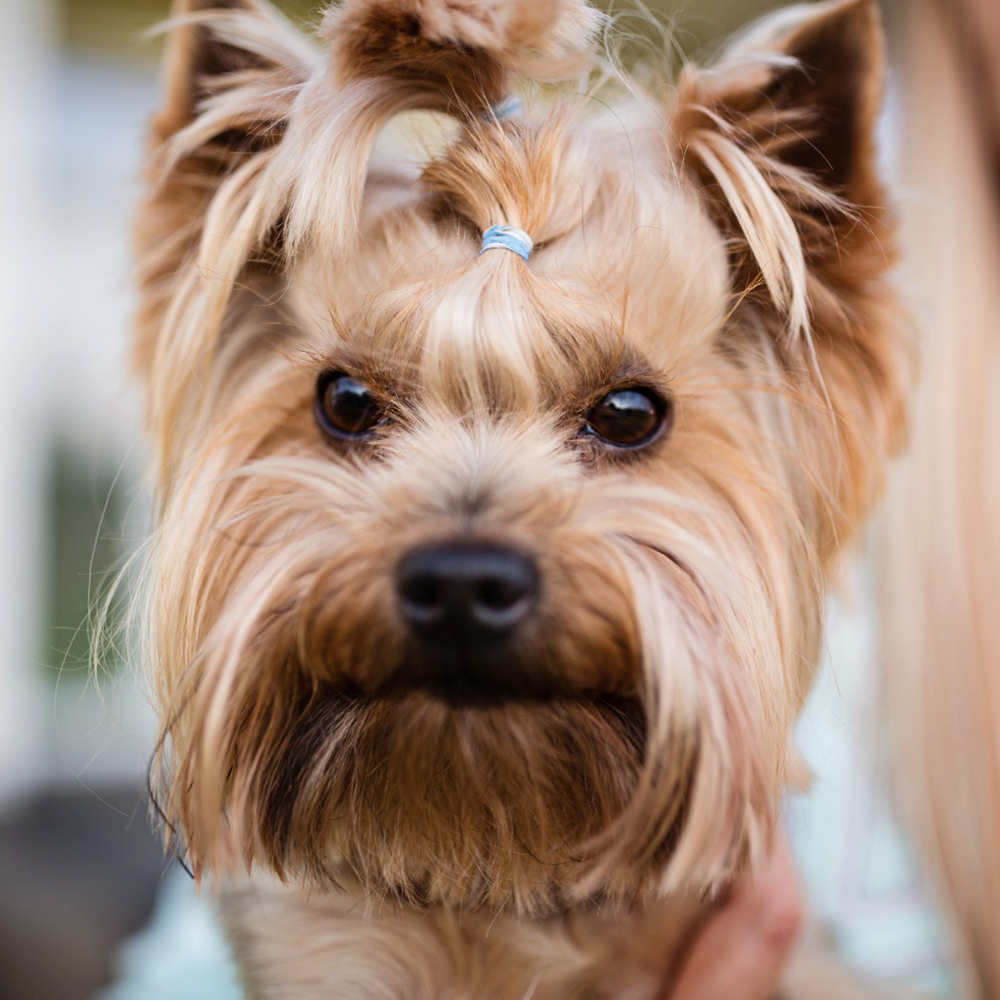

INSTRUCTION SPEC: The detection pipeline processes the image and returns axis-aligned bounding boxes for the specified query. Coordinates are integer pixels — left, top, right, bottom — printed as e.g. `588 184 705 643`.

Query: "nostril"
398 571 445 625
471 562 535 630
476 576 524 612
400 572 440 609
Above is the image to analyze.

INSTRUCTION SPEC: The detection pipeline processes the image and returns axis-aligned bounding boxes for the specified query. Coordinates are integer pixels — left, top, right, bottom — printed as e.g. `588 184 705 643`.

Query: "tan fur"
132 0 909 993
222 878 706 999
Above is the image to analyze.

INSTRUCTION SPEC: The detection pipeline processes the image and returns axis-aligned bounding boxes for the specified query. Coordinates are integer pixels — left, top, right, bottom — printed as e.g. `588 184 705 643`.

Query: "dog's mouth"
393 672 558 709
387 645 569 708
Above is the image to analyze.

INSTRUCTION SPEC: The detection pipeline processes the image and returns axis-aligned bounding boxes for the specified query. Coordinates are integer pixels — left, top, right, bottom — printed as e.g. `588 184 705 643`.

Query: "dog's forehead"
289 116 731 392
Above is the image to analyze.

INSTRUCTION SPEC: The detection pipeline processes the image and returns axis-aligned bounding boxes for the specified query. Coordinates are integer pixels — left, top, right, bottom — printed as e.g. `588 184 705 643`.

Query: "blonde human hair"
882 0 1000 995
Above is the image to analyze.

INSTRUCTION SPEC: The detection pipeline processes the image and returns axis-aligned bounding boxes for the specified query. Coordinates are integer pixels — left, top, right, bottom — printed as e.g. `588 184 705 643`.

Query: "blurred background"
0 0 997 998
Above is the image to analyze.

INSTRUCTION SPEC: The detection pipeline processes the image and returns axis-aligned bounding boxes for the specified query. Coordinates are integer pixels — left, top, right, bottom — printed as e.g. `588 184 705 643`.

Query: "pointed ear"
677 0 884 206
672 0 887 336
150 0 317 149
765 0 884 206
158 0 257 137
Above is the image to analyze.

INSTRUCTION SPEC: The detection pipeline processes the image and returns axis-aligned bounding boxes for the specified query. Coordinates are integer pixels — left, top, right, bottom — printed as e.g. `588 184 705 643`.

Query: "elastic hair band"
480 225 533 262
482 95 524 123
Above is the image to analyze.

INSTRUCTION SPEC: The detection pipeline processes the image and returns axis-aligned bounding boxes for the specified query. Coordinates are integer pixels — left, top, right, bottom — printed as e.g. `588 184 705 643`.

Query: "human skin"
664 834 804 1000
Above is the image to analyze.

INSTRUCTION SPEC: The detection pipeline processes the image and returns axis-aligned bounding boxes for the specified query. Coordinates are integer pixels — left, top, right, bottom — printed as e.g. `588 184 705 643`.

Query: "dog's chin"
257 677 651 912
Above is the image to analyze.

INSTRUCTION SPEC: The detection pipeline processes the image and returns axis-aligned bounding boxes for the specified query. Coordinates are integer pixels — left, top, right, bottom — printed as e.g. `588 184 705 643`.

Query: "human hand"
663 833 804 1000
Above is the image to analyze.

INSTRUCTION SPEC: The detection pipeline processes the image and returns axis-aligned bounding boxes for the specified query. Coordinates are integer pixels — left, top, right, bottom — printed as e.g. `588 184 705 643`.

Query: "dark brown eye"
584 387 670 449
315 371 385 440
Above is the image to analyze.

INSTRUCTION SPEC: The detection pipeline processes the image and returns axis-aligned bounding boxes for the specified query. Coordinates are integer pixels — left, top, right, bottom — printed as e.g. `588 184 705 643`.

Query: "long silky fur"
133 0 909 956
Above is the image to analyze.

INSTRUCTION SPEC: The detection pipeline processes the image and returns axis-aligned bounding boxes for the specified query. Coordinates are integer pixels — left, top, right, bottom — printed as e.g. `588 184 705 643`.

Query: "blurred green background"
62 0 781 57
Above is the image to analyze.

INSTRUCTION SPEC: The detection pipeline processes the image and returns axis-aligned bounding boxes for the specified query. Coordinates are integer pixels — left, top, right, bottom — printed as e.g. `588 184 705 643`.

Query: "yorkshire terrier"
133 0 908 994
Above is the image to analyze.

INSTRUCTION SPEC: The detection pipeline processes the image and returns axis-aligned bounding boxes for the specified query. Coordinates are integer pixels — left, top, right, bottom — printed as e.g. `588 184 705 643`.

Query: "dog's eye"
584 387 670 449
315 371 385 440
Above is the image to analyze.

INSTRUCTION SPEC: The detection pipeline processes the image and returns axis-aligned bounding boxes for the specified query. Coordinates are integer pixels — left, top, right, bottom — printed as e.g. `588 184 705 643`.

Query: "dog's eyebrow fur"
301 320 664 418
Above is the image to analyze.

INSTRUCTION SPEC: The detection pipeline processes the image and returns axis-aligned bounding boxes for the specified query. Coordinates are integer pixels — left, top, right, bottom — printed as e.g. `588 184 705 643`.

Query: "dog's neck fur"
222 876 708 999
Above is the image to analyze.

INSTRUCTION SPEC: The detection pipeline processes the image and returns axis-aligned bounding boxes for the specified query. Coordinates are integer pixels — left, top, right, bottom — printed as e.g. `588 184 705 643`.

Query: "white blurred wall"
0 0 57 807
0 0 158 810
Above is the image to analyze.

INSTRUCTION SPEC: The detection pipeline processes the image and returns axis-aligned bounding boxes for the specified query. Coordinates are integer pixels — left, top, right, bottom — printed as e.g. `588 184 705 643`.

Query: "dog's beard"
247 690 649 911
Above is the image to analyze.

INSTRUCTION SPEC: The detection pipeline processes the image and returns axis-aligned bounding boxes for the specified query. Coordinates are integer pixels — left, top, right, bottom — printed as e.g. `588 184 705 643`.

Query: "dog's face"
136 0 907 913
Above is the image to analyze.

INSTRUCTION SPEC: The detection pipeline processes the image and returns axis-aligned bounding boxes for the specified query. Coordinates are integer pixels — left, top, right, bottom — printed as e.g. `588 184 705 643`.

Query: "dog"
132 0 909 994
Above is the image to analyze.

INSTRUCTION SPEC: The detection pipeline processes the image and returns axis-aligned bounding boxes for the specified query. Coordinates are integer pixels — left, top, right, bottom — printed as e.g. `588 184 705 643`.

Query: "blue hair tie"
482 95 524 122
480 225 533 262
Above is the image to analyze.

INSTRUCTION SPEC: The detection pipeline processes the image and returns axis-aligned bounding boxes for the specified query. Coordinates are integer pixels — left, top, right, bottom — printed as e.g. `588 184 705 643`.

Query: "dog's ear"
139 0 314 276
674 0 909 552
673 0 886 337
135 0 316 468
138 0 313 290
151 0 316 154
681 0 883 203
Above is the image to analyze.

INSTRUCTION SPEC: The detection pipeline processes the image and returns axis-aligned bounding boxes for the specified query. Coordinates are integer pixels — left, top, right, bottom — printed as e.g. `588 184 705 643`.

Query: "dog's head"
136 0 907 913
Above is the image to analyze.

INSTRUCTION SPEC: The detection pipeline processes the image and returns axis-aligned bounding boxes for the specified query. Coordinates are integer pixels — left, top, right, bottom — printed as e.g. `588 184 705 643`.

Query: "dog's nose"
396 543 538 647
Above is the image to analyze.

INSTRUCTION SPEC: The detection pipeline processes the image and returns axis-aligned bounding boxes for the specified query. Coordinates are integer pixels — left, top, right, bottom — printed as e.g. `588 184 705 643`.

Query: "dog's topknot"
328 0 603 93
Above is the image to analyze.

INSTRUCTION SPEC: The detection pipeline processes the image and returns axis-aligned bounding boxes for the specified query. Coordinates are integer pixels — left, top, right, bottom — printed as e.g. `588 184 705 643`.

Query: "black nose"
396 543 538 648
